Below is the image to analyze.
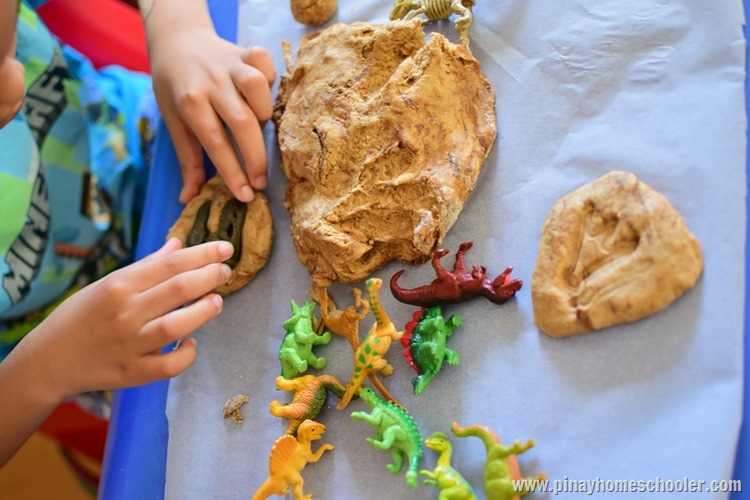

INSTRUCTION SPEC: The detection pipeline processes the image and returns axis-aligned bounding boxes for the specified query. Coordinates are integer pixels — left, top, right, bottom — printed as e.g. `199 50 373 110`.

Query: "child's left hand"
19 237 233 402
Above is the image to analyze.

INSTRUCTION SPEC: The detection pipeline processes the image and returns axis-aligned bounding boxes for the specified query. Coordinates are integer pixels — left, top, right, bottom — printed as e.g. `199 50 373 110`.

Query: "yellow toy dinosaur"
252 420 334 500
337 278 404 410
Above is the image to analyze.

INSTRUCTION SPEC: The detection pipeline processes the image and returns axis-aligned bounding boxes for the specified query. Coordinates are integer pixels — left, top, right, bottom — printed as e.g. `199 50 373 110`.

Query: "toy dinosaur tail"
337 381 360 410
320 374 350 399
401 308 425 373
451 421 501 453
367 373 405 410
252 478 283 500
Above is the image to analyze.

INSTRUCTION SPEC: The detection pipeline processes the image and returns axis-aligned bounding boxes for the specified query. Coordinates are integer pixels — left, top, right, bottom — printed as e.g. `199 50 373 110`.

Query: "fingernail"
211 294 224 312
239 185 254 202
218 241 234 258
252 175 267 190
179 187 189 204
220 263 232 280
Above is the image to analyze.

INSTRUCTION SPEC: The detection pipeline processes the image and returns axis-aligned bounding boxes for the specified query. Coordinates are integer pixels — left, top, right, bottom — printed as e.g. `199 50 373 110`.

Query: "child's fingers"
137 262 230 319
129 241 234 292
139 294 223 353
182 101 254 203
161 110 206 204
147 337 198 380
230 65 273 122
240 47 276 86
213 88 268 191
141 237 183 262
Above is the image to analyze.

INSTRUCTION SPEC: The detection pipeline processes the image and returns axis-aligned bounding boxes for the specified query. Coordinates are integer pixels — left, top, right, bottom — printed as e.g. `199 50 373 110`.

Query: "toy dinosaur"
252 419 334 500
389 0 476 46
351 387 423 487
390 242 522 307
270 374 353 436
402 306 462 395
420 432 477 499
312 286 369 350
451 421 546 500
279 301 331 380
337 278 404 410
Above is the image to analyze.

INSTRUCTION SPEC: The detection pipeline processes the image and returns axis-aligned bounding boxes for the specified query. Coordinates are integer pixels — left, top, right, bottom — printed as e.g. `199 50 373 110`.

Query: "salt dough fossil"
274 20 496 286
167 176 272 295
531 171 703 337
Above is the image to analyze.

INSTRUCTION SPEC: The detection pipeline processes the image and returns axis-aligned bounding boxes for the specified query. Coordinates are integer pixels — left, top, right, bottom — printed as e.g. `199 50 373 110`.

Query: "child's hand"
19 238 233 402
148 20 276 204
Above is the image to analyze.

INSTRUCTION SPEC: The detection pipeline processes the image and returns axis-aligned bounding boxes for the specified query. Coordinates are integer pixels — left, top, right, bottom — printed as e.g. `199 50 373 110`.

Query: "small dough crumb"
222 394 250 424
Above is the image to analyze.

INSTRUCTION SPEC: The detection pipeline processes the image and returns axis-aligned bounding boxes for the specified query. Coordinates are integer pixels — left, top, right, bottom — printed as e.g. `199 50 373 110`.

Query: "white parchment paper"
165 1 747 498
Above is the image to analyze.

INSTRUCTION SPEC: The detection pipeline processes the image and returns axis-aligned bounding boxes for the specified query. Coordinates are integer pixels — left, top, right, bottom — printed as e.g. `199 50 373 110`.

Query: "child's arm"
140 0 276 204
0 238 233 467
0 0 25 128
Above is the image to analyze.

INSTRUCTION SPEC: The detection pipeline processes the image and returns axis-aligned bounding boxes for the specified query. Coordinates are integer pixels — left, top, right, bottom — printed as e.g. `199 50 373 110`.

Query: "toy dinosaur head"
425 432 451 452
365 278 382 292
358 387 380 407
297 419 327 440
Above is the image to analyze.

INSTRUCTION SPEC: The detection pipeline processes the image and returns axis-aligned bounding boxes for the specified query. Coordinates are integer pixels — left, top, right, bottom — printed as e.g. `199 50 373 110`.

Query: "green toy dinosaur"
420 432 476 499
402 306 462 395
451 422 546 500
350 387 423 487
278 301 331 380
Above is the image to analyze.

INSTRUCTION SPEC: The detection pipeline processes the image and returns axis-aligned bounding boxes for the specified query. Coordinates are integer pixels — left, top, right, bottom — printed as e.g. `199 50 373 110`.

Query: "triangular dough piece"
531 171 703 337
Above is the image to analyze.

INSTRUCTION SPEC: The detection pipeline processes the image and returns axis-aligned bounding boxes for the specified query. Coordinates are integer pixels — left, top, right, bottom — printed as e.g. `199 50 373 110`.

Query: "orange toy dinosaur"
252 420 333 500
269 374 351 436
313 286 369 350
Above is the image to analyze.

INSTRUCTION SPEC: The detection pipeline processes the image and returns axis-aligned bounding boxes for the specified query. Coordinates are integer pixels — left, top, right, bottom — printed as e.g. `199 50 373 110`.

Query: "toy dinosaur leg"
430 247 454 281
275 376 301 391
353 287 370 319
452 3 473 45
453 242 473 272
446 348 459 365
306 352 327 370
370 425 406 449
404 6 428 21
281 352 308 379
499 439 536 459
485 479 520 500
289 473 307 500
512 473 547 496
386 448 405 474
372 357 394 376
443 486 476 500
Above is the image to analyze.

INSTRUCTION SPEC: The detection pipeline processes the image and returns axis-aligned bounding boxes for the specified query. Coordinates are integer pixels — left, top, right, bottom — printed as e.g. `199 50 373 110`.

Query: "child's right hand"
17 238 232 403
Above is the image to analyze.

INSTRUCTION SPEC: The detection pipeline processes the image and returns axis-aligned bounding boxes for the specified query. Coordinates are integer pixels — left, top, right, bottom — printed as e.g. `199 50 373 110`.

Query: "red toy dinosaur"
390 242 522 307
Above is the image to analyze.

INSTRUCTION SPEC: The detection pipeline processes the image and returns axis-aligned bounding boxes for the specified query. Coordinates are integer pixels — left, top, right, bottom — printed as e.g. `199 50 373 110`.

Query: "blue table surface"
99 1 750 498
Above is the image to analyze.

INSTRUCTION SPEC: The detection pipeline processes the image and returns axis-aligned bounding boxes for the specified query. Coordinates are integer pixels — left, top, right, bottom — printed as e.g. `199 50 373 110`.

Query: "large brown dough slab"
531 171 703 337
274 20 497 286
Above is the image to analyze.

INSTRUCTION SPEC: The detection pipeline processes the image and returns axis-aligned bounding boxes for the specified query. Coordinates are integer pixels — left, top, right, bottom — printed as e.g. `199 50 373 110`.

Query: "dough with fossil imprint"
531 171 703 337
167 176 273 296
274 19 497 286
